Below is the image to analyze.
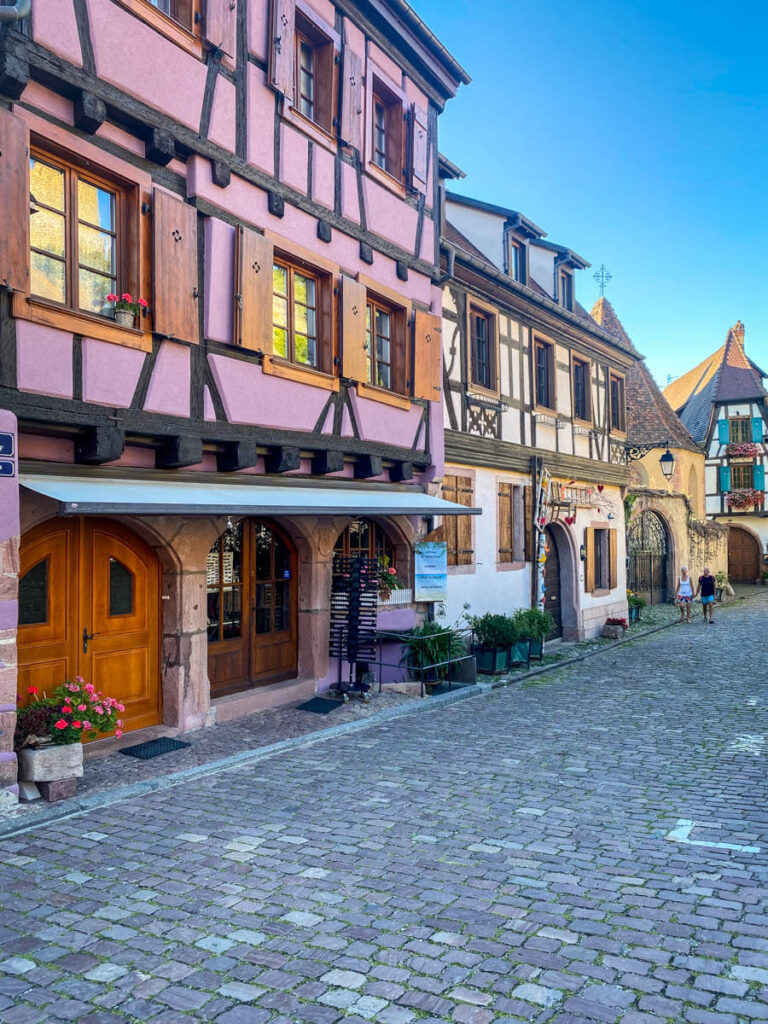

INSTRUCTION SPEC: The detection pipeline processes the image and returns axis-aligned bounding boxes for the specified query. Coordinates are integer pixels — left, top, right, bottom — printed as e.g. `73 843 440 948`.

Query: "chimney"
732 320 745 347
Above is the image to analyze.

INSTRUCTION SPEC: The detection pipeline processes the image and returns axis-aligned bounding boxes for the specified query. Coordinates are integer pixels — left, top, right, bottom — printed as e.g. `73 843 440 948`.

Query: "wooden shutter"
524 484 533 562
443 474 473 566
412 310 442 402
754 464 765 490
584 527 595 593
235 226 273 353
752 416 764 443
719 465 731 493
340 276 368 382
609 529 618 590
409 104 429 191
339 47 364 152
717 418 730 444
498 482 513 561
205 0 236 57
153 190 199 343
0 108 29 293
269 0 295 98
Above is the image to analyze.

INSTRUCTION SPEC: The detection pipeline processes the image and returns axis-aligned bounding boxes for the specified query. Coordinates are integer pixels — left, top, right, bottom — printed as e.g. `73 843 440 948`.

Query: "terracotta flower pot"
18 743 84 782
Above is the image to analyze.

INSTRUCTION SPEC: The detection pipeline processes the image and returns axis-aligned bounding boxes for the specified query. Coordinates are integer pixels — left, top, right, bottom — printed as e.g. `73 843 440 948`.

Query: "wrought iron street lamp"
625 440 677 483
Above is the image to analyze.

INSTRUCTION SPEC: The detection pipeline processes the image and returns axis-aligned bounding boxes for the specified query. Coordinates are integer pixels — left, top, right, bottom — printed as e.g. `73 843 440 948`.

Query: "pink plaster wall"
312 144 335 210
188 155 270 225
247 66 275 175
341 162 359 223
204 385 216 421
32 0 83 67
247 0 269 61
420 219 436 265
280 125 309 193
304 0 336 24
87 0 206 131
368 44 402 89
208 76 237 153
204 218 235 344
106 446 155 469
348 389 423 447
144 341 191 418
19 435 75 462
16 322 73 399
21 81 74 125
82 338 145 408
96 119 147 157
364 178 419 251
208 354 329 429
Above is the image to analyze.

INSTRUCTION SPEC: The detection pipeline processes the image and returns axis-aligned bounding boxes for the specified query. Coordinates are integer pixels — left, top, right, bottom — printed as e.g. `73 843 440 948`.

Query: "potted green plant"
761 570 768 587
714 570 731 601
466 612 517 674
399 621 465 684
15 679 126 800
513 607 554 662
626 590 646 623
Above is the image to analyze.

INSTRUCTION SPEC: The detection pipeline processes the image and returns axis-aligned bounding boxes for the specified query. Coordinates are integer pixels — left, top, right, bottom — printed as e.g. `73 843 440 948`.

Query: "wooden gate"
728 526 760 583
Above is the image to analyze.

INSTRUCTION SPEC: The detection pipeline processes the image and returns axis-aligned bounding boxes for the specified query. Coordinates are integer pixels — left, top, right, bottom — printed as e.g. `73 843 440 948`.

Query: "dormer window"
559 270 573 311
508 238 526 284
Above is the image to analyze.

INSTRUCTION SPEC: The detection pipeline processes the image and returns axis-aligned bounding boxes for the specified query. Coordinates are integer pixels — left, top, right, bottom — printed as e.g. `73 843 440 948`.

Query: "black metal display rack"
328 555 379 701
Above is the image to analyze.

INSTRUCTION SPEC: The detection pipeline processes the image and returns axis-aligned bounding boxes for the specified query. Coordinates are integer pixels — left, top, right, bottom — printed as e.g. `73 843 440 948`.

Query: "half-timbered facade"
438 190 638 639
0 0 469 802
664 322 768 583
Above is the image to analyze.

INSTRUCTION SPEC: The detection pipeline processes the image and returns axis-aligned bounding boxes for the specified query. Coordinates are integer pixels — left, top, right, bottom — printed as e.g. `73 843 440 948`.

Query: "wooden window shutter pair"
584 527 595 593
339 47 364 152
235 226 274 353
409 105 429 191
0 108 30 293
269 0 296 98
204 0 237 58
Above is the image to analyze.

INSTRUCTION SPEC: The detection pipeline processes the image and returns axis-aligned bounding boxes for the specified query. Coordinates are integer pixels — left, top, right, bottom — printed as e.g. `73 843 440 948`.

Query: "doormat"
118 737 192 760
295 697 340 715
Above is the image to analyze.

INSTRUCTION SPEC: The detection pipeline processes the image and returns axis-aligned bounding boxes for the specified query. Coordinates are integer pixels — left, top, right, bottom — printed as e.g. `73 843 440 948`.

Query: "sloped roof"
589 297 642 357
663 345 725 413
663 321 767 413
589 298 699 452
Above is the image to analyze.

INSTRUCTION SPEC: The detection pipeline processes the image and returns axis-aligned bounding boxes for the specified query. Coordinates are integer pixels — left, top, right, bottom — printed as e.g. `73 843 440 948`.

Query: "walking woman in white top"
676 566 694 622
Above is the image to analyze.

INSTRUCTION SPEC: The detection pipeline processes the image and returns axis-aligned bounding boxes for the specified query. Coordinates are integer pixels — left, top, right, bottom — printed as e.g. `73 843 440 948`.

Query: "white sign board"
414 541 448 602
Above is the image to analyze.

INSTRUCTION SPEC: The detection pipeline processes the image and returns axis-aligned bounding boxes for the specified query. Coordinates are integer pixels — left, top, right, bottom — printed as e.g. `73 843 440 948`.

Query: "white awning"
20 474 480 518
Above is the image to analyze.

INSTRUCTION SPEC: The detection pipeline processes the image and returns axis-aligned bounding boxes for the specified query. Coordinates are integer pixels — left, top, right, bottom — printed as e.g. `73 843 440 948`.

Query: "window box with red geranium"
726 488 764 511
108 292 148 328
726 442 759 458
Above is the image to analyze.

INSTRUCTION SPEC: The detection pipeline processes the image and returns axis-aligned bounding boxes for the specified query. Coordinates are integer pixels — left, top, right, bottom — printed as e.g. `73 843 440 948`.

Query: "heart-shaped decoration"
597 484 604 493
565 515 575 525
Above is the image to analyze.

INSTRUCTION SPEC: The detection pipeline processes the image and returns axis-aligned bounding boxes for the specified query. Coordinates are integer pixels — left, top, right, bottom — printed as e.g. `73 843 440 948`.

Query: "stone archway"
628 509 670 605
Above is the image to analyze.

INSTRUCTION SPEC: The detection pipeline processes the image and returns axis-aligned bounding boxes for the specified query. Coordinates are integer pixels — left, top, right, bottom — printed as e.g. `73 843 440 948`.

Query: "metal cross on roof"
594 264 613 297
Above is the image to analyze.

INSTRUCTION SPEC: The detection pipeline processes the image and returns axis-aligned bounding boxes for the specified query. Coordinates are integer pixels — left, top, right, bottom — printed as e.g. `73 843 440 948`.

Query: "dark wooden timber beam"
75 426 125 464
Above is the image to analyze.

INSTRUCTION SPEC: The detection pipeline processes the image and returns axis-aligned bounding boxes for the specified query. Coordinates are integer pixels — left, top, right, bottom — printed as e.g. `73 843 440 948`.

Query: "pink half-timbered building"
0 0 468 802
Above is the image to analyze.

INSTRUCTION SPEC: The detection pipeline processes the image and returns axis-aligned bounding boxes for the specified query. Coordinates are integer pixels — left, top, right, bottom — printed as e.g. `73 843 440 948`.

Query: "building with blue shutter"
664 322 768 583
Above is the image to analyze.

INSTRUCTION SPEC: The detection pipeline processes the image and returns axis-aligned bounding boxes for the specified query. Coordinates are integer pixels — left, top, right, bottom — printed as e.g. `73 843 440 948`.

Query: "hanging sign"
0 431 14 478
414 541 448 602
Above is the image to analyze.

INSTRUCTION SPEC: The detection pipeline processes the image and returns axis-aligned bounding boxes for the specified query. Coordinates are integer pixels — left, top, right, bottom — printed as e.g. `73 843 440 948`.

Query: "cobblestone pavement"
2 593 768 1024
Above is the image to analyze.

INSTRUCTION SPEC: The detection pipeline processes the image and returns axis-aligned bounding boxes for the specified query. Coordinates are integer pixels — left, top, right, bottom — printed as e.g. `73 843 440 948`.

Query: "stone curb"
2 589 762 840
0 684 486 840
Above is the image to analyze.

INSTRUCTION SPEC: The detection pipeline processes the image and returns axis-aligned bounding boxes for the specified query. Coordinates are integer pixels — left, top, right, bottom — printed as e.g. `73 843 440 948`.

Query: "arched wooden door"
543 526 562 638
728 526 760 583
18 518 161 734
207 520 298 697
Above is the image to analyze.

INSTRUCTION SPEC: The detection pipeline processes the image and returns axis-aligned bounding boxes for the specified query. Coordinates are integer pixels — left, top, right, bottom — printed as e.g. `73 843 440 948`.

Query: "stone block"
18 780 40 802
38 777 77 802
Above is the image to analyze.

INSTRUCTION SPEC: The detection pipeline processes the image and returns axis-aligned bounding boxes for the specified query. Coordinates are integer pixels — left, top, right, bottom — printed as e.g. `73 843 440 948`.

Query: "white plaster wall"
528 244 555 297
440 465 531 627
445 203 505 270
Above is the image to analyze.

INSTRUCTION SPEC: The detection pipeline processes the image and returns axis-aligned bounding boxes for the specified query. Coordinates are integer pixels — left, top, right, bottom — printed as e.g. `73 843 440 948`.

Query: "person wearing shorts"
695 566 716 623
676 566 694 622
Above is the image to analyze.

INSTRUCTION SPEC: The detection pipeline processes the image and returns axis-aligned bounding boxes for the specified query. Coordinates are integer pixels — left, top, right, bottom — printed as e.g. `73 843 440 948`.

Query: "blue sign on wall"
0 461 14 478
0 432 13 458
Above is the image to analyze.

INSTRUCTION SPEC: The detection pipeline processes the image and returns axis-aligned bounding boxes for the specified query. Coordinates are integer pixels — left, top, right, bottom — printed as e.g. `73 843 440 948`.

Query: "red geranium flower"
54 720 68 730
27 686 38 695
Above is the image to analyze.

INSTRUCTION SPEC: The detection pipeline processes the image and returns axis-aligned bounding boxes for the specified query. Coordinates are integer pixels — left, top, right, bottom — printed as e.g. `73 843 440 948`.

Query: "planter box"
509 639 531 668
526 638 544 662
474 645 509 675
628 606 640 624
18 743 83 782
601 624 625 640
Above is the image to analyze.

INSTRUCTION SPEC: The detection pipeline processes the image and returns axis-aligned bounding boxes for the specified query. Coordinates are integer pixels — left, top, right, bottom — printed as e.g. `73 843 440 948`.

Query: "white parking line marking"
665 819 760 854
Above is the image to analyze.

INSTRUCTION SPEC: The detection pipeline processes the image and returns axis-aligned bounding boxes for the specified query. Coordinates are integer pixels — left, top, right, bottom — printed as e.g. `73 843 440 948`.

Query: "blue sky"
417 0 768 386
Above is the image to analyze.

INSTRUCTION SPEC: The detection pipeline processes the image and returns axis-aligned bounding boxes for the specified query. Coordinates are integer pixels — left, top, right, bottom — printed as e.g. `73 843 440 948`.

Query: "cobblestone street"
2 593 768 1024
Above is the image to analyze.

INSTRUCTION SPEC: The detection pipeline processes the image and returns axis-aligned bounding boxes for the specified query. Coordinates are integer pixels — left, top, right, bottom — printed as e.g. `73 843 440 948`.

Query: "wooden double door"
729 526 761 583
207 520 298 697
543 526 563 638
18 518 161 734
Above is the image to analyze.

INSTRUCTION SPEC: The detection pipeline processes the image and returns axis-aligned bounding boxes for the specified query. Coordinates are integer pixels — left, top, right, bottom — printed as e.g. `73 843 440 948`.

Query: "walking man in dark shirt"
695 566 716 624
